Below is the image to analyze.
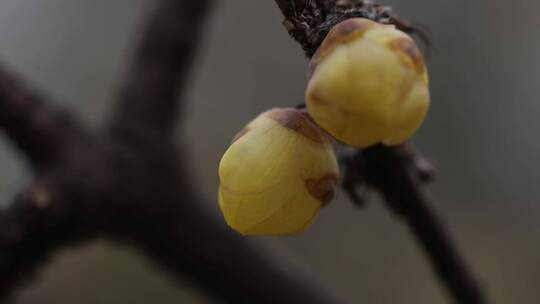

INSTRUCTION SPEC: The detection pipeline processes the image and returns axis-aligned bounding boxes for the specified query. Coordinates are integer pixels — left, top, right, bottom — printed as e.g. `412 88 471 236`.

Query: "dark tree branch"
0 0 346 303
134 191 344 303
0 67 88 167
362 145 485 304
0 179 74 297
274 0 487 303
112 0 213 134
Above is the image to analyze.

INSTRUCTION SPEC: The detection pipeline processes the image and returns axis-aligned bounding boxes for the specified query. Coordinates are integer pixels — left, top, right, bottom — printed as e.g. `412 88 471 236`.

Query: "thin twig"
273 0 487 303
363 145 486 304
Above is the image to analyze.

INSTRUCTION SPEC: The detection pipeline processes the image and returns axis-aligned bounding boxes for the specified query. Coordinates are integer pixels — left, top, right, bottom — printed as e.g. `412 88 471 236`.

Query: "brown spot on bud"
232 127 250 143
309 18 377 78
336 18 374 37
389 38 426 75
267 109 325 144
305 174 339 206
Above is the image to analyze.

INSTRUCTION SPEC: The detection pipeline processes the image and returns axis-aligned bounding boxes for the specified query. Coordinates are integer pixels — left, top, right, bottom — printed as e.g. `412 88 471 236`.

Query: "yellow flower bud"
306 18 430 148
218 108 339 236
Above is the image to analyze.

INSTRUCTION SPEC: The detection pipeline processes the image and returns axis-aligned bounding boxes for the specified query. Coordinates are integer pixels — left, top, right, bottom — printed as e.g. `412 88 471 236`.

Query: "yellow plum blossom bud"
306 18 430 148
218 108 339 236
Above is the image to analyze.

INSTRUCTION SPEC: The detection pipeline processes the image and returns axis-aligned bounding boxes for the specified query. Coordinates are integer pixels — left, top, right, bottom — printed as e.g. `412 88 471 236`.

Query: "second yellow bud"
306 18 430 148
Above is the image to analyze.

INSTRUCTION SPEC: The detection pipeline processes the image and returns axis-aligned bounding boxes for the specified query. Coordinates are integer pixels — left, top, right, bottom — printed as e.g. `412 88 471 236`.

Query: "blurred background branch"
0 67 88 167
0 0 346 303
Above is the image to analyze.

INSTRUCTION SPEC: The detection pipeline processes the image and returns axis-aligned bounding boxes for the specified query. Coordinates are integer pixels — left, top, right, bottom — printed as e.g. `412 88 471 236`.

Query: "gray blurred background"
0 0 538 303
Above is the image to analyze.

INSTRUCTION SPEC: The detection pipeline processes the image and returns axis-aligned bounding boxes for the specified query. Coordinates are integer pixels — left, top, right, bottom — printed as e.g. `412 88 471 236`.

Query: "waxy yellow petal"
306 18 430 148
218 108 339 235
